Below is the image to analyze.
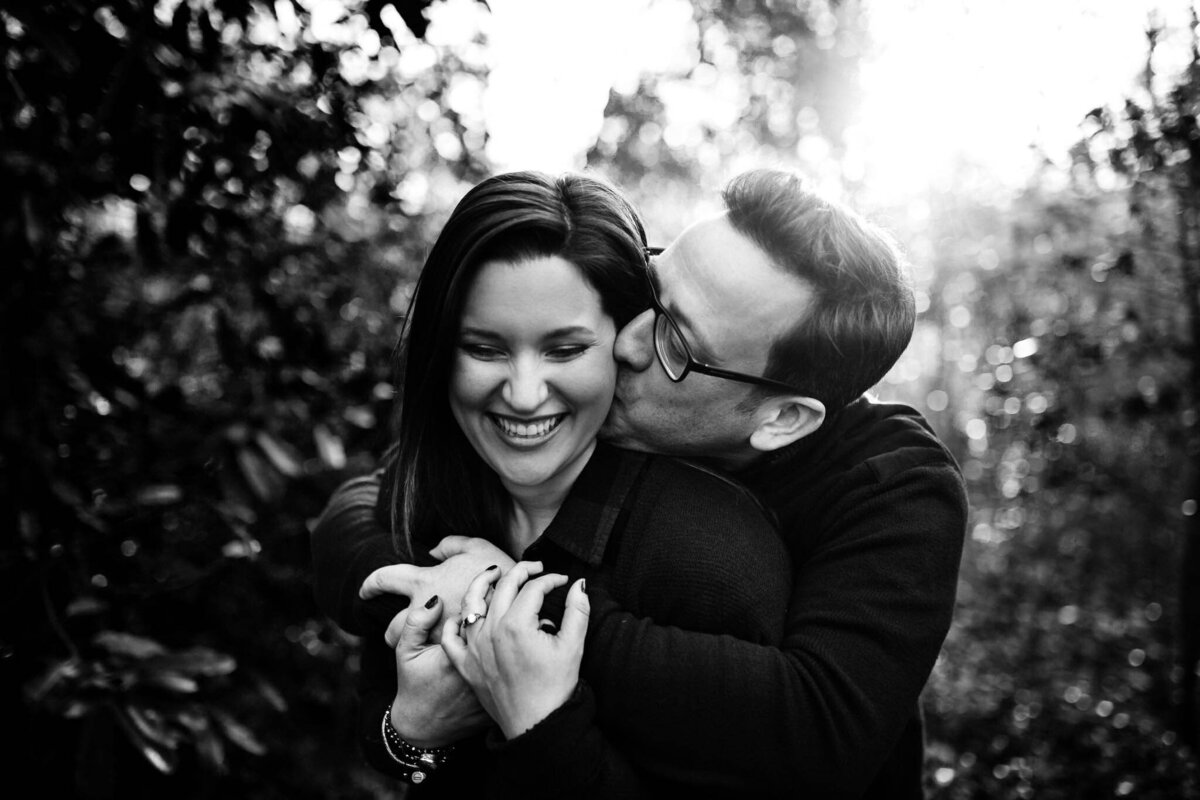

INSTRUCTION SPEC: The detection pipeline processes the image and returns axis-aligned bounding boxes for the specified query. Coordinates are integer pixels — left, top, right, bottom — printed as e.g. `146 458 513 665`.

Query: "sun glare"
853 0 1196 204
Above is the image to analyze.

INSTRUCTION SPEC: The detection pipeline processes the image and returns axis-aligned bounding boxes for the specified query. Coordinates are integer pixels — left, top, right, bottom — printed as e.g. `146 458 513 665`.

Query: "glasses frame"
641 247 808 395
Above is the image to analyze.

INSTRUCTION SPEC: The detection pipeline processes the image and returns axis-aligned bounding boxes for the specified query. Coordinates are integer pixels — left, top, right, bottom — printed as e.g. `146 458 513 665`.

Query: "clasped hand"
442 561 589 740
367 538 588 744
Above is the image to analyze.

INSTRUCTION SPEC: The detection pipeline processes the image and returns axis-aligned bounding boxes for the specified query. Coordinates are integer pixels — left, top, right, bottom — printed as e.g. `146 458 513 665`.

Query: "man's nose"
614 309 656 372
502 358 550 412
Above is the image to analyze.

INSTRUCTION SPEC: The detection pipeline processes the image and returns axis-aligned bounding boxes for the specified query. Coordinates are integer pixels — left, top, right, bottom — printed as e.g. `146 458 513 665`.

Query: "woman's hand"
443 561 590 740
386 596 493 747
360 536 517 628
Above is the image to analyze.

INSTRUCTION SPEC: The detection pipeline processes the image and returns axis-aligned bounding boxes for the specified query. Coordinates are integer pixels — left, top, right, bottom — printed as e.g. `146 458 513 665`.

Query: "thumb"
559 579 590 646
440 615 468 673
388 595 441 650
429 535 474 561
360 563 420 600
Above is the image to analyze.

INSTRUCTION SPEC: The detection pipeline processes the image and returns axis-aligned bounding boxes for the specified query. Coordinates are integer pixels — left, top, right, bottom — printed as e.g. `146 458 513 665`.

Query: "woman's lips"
489 413 567 442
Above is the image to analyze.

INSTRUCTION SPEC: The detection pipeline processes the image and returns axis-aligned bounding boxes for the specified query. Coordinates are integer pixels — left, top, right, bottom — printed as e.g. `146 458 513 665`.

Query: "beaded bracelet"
380 704 457 785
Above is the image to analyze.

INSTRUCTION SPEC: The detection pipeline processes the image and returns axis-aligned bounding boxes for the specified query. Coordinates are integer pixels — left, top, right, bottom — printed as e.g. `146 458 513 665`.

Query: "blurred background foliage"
2 0 1198 797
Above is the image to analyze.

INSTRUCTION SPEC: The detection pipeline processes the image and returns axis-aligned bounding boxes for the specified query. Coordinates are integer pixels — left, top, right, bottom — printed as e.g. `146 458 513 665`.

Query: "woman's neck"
501 441 596 557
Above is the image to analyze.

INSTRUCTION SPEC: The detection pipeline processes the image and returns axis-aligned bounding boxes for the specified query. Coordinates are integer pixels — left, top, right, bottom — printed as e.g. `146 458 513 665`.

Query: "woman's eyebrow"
458 326 503 340
543 325 595 338
459 325 595 339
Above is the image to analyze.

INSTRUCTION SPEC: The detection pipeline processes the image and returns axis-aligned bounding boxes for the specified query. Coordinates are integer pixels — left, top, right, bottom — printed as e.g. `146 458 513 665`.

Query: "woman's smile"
489 412 568 444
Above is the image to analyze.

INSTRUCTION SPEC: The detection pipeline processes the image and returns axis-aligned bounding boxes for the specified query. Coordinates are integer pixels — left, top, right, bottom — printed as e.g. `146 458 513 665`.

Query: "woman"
359 171 790 795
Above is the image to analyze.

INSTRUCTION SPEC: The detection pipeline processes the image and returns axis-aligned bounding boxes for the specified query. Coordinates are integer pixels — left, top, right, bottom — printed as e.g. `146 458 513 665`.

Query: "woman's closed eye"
459 342 506 360
546 343 592 360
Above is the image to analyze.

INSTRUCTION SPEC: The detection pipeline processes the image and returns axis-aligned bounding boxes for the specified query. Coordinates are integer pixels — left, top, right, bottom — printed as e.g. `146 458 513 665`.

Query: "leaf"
135 484 183 506
255 430 303 478
159 646 238 678
114 704 178 775
123 704 181 750
313 423 345 470
140 670 199 693
94 631 166 660
176 707 209 734
24 658 82 701
254 675 289 712
236 446 285 502
51 480 85 508
63 699 94 719
343 405 376 429
215 500 257 525
222 538 262 559
66 596 107 617
195 723 228 774
213 708 267 756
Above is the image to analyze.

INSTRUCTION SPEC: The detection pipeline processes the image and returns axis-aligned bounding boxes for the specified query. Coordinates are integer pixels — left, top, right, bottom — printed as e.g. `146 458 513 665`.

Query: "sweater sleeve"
486 458 794 797
310 471 408 635
486 681 666 799
569 458 967 798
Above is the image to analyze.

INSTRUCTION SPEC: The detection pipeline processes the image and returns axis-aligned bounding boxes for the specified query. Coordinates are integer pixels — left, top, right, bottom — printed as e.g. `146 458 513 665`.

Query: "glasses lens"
654 313 688 381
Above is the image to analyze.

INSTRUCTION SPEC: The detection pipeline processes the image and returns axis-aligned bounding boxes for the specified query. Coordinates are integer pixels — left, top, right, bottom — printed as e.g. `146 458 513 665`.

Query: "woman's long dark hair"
385 171 648 558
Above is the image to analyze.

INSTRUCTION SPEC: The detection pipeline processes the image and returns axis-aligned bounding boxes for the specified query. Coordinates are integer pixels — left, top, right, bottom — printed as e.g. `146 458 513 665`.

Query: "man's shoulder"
636 451 777 528
754 397 967 558
749 396 961 499
822 396 958 479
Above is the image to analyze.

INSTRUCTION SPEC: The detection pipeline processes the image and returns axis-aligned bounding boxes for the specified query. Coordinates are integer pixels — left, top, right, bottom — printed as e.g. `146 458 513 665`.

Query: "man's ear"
749 396 826 453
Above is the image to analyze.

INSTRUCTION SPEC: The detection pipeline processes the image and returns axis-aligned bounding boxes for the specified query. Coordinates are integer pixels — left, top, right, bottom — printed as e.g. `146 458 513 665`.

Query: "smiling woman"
450 255 618 552
383 171 649 560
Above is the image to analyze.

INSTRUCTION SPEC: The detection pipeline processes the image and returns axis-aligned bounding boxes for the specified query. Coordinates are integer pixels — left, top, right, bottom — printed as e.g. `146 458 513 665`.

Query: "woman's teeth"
493 414 565 439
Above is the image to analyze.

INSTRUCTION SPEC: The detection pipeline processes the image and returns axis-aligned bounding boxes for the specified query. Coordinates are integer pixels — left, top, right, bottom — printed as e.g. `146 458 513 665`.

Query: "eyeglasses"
641 247 807 394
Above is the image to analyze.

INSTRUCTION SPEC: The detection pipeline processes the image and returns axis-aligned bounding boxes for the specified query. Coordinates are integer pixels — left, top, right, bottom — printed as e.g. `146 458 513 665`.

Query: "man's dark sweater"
310 397 968 798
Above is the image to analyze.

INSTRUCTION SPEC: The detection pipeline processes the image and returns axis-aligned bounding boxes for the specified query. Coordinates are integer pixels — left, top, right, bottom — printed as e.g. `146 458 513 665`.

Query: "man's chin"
599 417 650 452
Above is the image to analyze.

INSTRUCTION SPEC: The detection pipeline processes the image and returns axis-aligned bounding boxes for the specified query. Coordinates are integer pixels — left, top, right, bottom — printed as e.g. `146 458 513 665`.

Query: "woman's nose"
502 359 550 412
614 309 656 372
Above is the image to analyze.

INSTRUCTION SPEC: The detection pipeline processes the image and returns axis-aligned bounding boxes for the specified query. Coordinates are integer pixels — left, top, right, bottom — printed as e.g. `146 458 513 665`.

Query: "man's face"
602 213 813 468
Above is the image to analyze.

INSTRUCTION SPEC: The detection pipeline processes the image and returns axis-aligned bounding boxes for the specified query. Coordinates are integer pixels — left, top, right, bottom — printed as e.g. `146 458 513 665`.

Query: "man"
312 169 967 797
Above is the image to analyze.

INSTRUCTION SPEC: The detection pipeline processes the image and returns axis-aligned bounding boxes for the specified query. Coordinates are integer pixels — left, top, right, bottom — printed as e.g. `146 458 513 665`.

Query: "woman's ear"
749 396 826 453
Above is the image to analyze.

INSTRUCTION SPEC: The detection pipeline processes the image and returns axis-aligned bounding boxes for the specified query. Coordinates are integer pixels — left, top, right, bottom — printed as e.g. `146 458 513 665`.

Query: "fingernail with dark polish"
486 564 498 571
425 595 439 609
580 579 587 595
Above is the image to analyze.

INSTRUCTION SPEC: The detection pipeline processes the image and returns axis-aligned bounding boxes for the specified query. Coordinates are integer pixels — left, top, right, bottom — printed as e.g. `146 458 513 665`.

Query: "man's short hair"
723 169 915 412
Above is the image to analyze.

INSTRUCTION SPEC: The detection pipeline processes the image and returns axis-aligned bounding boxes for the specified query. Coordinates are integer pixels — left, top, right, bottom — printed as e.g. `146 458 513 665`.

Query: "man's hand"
361 535 516 613
443 562 590 741
387 595 493 748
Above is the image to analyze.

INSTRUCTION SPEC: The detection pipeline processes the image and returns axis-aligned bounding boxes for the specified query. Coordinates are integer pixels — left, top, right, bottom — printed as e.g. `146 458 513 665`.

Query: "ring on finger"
460 611 486 632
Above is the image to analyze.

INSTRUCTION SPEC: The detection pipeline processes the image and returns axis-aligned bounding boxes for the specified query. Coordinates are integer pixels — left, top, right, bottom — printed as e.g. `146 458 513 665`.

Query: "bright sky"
286 0 1197 203
853 0 1196 202
460 0 1196 200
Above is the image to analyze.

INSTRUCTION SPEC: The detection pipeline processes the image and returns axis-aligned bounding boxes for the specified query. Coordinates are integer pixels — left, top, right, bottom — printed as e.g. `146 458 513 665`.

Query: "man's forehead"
658 214 810 365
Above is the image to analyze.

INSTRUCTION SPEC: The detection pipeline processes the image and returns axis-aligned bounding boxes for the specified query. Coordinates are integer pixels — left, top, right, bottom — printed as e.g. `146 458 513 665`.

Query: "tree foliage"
5 1 1197 797
913 24 1200 799
2 1 482 796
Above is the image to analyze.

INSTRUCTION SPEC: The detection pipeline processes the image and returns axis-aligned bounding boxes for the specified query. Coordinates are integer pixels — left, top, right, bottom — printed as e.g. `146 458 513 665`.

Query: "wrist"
390 696 458 749
382 702 458 784
496 683 577 741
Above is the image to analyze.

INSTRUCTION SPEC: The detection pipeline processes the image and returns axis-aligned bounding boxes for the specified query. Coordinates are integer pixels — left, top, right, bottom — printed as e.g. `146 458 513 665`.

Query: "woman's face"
450 255 617 496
